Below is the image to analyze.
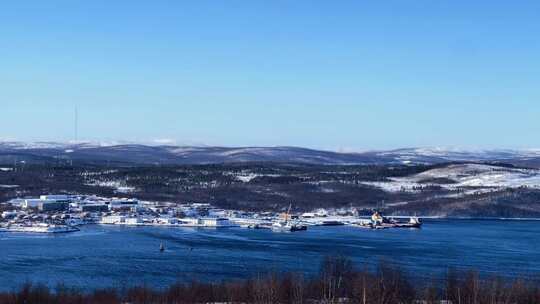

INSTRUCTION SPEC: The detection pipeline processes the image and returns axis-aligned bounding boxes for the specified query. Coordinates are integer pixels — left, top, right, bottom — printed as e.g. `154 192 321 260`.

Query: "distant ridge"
1 141 540 166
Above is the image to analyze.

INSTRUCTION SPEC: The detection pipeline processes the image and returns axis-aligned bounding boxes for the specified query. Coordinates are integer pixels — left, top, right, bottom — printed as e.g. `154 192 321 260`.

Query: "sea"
0 219 539 291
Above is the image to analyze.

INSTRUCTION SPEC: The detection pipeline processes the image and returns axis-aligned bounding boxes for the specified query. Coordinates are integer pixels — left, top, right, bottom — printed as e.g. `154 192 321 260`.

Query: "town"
0 193 422 233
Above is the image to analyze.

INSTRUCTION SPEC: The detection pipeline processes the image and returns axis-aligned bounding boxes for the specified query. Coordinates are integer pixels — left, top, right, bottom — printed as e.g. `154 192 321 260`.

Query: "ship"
272 220 308 232
3 223 79 233
359 211 422 229
272 204 308 232
393 216 422 228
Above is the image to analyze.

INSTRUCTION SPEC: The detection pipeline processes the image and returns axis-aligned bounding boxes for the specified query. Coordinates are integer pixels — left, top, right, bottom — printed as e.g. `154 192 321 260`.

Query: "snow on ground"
362 164 540 193
0 184 18 188
224 171 281 183
81 170 119 176
235 173 259 182
85 180 136 193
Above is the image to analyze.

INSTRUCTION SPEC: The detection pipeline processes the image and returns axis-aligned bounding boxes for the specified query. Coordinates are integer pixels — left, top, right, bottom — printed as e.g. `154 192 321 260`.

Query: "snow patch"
0 184 18 188
363 164 540 193
86 180 136 193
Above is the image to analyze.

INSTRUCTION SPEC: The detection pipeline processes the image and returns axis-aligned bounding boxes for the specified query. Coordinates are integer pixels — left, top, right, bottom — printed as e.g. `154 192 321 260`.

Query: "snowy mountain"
1 142 540 166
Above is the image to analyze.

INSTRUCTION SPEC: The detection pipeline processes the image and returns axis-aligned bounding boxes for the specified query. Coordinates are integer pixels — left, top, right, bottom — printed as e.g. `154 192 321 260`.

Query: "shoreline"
2 216 539 235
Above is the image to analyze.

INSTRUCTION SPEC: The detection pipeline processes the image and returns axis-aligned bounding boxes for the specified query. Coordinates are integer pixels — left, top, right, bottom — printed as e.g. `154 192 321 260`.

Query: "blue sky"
1 1 539 150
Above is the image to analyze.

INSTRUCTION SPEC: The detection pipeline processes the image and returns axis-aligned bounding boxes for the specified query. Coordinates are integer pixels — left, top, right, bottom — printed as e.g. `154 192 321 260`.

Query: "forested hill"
1 162 540 218
3 142 540 166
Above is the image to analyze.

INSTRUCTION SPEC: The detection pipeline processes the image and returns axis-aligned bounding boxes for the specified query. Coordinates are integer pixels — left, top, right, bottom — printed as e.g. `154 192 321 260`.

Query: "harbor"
0 194 423 234
0 219 538 292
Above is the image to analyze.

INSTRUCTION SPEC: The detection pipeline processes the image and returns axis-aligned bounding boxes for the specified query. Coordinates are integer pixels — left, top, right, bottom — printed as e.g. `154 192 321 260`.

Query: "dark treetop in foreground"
1 257 539 304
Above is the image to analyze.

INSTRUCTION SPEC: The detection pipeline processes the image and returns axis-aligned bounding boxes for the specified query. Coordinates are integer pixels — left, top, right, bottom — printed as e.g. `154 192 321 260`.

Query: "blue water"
0 219 539 291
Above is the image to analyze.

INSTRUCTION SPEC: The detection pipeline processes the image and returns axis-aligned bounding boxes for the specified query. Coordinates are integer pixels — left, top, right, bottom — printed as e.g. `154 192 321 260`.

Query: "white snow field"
363 164 540 193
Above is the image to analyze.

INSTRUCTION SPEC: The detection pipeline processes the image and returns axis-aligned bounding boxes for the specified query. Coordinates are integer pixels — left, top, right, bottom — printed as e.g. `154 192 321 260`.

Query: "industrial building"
22 199 69 212
81 204 109 212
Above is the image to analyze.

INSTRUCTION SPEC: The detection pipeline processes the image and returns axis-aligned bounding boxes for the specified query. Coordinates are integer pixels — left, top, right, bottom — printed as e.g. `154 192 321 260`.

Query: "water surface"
0 219 539 290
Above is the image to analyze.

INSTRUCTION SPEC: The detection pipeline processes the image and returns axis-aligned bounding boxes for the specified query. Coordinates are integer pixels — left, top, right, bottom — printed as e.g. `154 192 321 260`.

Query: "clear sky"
1 1 539 150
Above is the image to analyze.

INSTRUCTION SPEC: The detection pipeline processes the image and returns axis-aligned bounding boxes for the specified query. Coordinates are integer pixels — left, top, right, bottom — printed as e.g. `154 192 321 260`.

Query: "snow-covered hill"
1 141 540 166
372 147 540 163
363 163 540 193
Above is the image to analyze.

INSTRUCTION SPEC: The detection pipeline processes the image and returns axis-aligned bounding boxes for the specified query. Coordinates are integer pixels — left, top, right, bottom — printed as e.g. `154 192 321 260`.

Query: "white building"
198 217 234 227
22 195 70 211
39 195 70 201
124 217 142 225
100 215 125 224
100 215 142 225
1 211 18 219
208 209 228 217
23 199 42 209
155 217 178 225
178 218 200 226
109 199 138 210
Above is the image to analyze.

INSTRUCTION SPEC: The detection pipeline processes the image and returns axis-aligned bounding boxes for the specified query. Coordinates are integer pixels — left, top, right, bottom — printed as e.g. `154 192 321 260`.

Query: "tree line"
0 257 538 304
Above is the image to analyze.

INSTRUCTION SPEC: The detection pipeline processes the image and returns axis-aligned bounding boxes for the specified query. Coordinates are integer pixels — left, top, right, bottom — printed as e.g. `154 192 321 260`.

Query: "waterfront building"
109 199 138 210
100 215 126 224
39 195 71 201
22 199 69 211
198 217 233 227
38 201 69 212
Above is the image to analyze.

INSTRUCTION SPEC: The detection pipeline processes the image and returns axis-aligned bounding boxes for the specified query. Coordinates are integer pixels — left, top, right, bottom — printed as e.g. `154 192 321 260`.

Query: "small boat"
160 242 165 252
393 216 422 228
316 220 345 226
289 223 308 231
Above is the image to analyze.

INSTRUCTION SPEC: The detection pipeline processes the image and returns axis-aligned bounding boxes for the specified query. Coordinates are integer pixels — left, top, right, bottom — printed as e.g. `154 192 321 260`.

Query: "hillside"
2 142 540 166
1 161 540 217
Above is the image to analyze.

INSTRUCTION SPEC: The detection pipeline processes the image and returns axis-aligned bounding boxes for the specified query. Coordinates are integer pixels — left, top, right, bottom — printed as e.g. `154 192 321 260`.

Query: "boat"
358 211 422 229
316 220 345 226
272 204 308 232
272 220 308 232
393 216 422 228
3 223 79 233
160 242 165 252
